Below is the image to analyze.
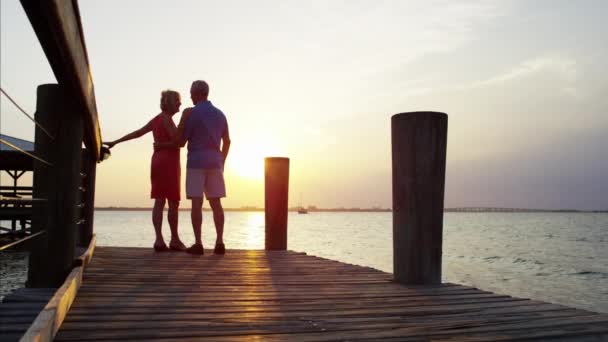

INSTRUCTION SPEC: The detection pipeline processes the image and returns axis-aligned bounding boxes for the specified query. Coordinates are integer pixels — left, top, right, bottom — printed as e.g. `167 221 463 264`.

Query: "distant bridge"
445 207 578 212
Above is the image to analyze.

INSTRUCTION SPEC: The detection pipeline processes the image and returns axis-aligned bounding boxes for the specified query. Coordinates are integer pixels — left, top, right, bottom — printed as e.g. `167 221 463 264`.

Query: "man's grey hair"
191 80 209 97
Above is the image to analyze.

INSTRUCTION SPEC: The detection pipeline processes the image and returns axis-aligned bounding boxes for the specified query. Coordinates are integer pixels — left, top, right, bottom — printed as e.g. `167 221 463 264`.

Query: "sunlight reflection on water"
2 211 607 314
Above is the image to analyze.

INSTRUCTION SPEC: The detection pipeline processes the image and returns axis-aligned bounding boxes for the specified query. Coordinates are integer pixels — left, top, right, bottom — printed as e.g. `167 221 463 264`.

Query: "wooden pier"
7 245 604 341
2 2 607 341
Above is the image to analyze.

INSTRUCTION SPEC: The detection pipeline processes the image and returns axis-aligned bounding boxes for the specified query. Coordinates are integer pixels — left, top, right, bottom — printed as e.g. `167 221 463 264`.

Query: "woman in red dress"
104 90 186 252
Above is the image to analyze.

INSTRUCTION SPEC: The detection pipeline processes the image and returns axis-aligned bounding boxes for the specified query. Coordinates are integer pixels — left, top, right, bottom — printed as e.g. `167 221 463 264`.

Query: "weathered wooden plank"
73 289 479 298
0 310 42 318
433 327 608 342
1 289 55 303
73 289 481 300
69 292 510 305
74 234 96 268
0 303 49 311
64 297 527 317
0 316 43 324
49 246 608 341
53 314 608 341
19 266 83 341
0 333 22 342
18 235 95 342
62 303 569 325
55 300 559 322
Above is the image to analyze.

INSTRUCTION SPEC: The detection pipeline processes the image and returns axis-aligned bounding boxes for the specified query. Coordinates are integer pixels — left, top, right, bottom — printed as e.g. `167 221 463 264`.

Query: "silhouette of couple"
104 80 230 255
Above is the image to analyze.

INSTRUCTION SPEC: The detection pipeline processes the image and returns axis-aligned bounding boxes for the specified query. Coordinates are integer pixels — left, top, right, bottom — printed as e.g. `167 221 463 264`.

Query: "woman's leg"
168 200 183 245
152 198 166 245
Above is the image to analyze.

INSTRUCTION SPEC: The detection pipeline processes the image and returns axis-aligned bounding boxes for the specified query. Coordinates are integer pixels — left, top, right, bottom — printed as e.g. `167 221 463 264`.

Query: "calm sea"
1 211 607 313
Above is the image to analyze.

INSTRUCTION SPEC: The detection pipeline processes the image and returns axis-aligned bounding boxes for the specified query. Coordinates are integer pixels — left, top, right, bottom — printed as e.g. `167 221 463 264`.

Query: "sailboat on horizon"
298 192 308 214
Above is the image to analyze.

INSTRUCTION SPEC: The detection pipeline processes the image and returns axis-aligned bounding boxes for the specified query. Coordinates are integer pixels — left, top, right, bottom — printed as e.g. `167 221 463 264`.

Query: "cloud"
466 56 579 94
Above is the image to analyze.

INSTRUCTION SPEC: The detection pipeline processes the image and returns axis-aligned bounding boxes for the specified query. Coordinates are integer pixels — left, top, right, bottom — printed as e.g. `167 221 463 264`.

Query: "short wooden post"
392 111 447 285
27 84 83 287
264 157 289 250
78 149 96 247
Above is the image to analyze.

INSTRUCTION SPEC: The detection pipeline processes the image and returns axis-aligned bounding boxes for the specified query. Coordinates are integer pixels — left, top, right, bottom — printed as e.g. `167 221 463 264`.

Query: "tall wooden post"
392 111 447 285
79 149 96 247
264 157 289 250
28 84 83 287
28 85 57 287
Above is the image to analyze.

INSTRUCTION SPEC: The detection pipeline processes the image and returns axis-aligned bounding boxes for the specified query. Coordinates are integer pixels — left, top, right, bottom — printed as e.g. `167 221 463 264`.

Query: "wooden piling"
28 84 83 287
264 157 289 250
28 84 58 287
391 111 447 285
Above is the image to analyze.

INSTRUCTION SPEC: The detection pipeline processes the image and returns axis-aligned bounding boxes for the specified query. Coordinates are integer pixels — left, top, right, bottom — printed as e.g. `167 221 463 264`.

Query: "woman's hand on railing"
103 141 116 149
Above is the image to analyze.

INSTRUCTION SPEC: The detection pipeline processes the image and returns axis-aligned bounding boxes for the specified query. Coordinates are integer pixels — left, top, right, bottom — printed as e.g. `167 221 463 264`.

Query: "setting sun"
226 138 283 179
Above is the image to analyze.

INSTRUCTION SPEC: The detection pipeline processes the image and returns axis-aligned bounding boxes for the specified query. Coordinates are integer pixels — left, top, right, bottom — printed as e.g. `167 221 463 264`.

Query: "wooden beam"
19 236 95 342
20 0 102 161
74 234 96 268
20 266 84 342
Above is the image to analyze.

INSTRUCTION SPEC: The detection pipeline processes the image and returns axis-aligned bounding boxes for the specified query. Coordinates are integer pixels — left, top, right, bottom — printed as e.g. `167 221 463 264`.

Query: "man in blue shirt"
178 80 230 255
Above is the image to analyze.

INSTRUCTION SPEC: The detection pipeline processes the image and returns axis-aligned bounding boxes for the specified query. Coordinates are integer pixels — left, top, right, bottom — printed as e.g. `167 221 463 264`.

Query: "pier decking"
29 246 607 341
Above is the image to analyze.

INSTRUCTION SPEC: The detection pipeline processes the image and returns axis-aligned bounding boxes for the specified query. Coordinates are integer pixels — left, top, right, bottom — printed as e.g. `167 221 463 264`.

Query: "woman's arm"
104 118 154 148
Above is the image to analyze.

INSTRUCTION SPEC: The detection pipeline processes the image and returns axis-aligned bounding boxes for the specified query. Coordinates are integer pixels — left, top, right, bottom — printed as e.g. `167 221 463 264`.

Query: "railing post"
392 111 447 285
27 84 83 287
264 157 289 250
28 85 57 287
79 149 96 247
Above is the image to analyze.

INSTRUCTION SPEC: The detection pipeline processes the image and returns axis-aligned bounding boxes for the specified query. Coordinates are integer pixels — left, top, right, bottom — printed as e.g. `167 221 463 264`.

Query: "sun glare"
228 139 282 179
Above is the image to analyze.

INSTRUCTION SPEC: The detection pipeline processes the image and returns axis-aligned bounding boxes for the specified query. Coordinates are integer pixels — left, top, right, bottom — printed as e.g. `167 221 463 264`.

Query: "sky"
1 0 607 210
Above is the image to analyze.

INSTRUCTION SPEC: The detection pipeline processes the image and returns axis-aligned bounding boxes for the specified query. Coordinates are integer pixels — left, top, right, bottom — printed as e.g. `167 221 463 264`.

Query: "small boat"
297 192 308 214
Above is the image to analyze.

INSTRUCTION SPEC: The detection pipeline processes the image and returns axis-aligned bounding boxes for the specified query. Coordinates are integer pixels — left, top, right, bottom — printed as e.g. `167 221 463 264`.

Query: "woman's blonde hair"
160 90 181 111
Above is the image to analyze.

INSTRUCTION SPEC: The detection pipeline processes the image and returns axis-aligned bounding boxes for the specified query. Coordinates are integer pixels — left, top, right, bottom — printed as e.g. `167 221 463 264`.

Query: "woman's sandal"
169 240 187 252
153 243 169 252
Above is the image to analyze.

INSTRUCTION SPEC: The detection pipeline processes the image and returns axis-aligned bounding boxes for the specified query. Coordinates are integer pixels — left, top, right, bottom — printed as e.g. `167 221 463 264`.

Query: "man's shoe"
186 244 204 255
214 243 225 255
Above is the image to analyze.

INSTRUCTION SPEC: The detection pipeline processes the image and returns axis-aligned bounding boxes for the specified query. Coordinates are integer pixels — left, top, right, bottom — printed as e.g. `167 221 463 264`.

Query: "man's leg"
186 168 205 254
191 197 203 246
208 198 224 246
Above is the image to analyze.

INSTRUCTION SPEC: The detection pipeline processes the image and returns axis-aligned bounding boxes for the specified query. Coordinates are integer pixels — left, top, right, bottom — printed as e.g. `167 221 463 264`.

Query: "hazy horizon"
2 1 607 210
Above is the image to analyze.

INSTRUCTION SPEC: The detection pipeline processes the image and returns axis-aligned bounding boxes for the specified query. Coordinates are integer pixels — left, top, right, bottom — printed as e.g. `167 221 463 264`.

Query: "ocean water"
1 211 607 313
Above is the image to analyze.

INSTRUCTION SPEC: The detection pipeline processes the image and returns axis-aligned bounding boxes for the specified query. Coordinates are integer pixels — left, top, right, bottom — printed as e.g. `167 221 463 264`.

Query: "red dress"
150 114 180 201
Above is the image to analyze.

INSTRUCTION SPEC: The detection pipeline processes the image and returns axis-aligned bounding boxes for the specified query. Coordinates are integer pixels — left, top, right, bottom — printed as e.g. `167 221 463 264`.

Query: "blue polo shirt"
182 100 229 169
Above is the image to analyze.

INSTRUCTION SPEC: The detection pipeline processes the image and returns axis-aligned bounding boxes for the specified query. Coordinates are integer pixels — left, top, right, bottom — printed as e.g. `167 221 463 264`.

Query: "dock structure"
15 245 608 341
0 134 35 238
2 2 608 341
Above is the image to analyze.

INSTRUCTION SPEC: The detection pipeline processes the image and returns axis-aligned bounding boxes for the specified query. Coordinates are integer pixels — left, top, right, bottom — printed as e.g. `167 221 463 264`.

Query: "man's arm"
221 122 231 165
176 108 193 147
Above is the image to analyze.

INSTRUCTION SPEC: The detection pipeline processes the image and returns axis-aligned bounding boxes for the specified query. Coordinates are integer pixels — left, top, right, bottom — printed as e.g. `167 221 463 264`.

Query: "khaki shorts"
186 168 226 200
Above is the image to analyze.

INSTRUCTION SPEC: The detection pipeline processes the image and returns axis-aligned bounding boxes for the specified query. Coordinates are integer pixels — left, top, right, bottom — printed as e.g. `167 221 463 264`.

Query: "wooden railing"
0 1 103 289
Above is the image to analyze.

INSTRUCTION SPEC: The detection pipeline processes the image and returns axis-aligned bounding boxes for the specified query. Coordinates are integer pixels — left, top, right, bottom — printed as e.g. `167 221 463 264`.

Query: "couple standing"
105 80 230 255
